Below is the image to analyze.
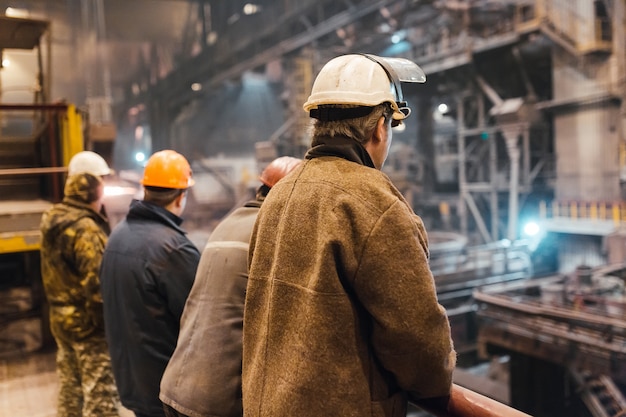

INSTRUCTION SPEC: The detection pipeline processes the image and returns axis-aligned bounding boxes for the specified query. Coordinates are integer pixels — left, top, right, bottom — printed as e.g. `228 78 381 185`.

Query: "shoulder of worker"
206 204 260 245
40 201 106 240
282 157 410 215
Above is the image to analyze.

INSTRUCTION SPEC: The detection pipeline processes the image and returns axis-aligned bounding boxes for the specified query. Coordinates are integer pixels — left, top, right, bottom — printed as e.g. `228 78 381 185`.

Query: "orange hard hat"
141 150 195 189
259 156 302 188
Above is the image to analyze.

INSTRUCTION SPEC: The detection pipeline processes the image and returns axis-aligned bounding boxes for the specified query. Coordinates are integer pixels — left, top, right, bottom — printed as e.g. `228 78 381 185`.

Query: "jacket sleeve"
72 218 108 330
352 200 456 400
156 239 201 321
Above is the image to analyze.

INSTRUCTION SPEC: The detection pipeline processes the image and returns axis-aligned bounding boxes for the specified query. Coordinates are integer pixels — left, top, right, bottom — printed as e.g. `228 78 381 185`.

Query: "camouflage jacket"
40 173 110 342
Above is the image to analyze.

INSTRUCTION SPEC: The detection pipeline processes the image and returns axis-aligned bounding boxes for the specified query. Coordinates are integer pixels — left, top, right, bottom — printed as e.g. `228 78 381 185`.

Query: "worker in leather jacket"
242 54 457 417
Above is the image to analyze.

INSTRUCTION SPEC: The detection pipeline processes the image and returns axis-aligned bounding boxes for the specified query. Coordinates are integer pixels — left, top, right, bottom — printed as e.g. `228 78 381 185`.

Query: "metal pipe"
0 103 69 110
0 167 68 176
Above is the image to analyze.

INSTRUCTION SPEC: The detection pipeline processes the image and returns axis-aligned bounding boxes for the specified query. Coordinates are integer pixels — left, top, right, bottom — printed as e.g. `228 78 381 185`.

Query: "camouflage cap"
64 173 103 204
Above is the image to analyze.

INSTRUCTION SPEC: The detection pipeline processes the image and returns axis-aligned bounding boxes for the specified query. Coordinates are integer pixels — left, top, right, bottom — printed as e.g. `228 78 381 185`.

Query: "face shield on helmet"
303 54 426 126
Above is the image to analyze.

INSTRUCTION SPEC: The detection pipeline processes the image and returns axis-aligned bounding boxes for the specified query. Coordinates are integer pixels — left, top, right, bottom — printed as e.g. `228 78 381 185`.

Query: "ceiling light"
243 3 262 15
390 30 406 45
5 7 29 18
135 152 146 163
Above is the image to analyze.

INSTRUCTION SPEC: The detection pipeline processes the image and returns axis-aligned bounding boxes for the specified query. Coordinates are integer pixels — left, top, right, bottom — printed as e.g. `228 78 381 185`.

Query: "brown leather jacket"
242 138 456 417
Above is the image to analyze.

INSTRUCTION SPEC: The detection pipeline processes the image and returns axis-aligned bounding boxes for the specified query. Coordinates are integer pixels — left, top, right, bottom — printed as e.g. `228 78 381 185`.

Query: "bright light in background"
378 22 392 34
134 125 144 140
243 3 262 15
390 30 406 45
135 152 145 163
191 82 202 91
104 185 137 197
5 7 29 18
1 50 39 103
437 103 449 113
523 221 540 237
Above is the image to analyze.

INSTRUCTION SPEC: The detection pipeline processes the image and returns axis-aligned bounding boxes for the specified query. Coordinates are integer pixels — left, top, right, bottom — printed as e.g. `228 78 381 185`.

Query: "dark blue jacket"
100 199 200 417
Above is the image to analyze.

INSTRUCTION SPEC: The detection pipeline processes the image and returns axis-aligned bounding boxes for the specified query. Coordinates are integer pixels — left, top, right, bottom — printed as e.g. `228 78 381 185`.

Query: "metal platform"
474 264 626 416
0 200 52 253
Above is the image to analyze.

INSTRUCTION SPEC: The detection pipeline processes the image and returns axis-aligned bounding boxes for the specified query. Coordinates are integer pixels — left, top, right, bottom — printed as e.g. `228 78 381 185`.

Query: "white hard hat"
303 54 426 123
68 151 111 177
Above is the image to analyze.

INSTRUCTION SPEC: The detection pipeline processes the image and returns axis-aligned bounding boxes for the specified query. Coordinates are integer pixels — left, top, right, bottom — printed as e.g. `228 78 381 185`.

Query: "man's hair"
311 102 394 144
256 184 271 200
143 186 185 207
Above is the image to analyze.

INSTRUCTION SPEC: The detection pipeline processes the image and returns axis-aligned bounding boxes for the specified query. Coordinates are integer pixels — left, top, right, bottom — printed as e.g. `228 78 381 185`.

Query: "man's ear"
175 190 187 207
373 116 387 143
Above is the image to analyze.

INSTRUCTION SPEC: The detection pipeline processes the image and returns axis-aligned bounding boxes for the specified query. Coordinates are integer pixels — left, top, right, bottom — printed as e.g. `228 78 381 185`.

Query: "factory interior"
1 0 626 416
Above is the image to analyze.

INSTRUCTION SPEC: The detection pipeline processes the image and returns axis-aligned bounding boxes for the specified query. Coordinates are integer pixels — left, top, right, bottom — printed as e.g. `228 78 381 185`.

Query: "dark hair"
255 184 271 200
143 186 185 207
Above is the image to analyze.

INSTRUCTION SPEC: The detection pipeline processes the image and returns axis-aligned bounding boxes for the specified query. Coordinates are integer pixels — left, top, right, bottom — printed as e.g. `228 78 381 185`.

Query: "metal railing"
539 200 626 224
414 384 532 417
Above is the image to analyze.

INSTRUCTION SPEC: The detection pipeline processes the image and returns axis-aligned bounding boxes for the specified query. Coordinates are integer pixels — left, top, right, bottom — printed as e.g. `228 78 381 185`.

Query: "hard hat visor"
360 54 426 121
378 56 427 84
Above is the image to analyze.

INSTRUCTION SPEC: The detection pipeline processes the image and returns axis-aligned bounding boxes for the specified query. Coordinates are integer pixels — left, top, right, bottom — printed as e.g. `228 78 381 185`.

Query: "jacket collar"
127 199 187 233
244 199 263 208
305 135 376 169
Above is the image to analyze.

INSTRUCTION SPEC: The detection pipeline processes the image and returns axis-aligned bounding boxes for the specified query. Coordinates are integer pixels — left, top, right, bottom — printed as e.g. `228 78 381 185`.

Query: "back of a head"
259 156 303 189
68 151 111 177
141 150 195 190
65 151 110 204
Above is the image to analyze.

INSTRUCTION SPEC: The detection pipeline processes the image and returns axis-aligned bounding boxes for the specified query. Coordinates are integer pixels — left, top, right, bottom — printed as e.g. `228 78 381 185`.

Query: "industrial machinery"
475 263 626 417
428 234 533 356
0 15 97 355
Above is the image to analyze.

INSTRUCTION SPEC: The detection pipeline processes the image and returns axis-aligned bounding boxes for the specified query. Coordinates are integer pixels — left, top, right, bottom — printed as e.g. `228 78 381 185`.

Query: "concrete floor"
0 348 57 417
0 348 134 417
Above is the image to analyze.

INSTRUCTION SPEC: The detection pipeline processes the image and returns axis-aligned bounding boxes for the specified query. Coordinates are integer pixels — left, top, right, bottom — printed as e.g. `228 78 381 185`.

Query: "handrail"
0 167 67 176
538 199 626 224
415 384 532 417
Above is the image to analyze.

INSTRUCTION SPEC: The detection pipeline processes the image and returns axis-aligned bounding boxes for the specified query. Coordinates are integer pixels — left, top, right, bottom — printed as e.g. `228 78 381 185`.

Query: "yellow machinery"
0 103 87 254
0 16 89 253
0 15 89 353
